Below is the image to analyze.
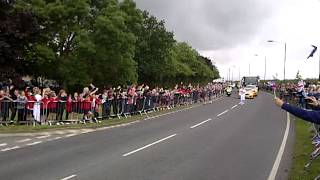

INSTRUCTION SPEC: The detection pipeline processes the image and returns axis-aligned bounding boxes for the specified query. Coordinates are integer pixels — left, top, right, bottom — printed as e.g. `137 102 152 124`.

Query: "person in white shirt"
33 88 42 124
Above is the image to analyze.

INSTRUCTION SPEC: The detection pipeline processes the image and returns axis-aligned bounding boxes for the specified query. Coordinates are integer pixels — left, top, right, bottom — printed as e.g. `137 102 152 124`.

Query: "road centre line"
190 118 212 129
26 141 42 146
217 110 229 117
17 138 32 143
1 146 20 152
231 105 238 109
37 135 51 139
0 143 7 147
267 112 291 180
61 174 77 180
123 134 177 157
65 134 77 137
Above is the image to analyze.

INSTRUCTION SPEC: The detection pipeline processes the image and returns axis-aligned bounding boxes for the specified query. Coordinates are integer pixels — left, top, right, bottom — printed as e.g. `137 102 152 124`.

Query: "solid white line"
231 105 238 109
267 112 291 180
26 141 42 146
217 110 229 117
61 174 77 180
1 146 20 152
123 134 177 157
37 135 51 139
0 143 7 147
17 138 32 143
190 118 212 129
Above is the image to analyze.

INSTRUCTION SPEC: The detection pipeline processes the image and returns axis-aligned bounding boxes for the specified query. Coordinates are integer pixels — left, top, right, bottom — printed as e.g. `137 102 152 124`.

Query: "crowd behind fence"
262 81 320 177
0 83 226 126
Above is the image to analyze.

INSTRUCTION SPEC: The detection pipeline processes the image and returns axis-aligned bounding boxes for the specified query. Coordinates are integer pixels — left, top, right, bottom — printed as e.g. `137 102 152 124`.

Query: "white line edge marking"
267 112 290 180
1 146 20 152
17 138 32 143
0 143 7 147
217 110 229 117
123 134 177 157
26 141 42 146
190 118 212 129
37 135 51 139
231 105 238 109
65 134 77 137
61 174 77 180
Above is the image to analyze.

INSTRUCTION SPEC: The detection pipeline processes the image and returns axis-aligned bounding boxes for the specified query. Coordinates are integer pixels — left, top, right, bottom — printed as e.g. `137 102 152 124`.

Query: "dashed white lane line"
65 134 77 137
190 118 212 129
1 146 20 152
0 143 7 147
231 105 238 109
61 174 77 180
267 112 291 180
17 138 32 143
217 110 229 117
26 141 42 146
37 135 51 139
123 134 177 157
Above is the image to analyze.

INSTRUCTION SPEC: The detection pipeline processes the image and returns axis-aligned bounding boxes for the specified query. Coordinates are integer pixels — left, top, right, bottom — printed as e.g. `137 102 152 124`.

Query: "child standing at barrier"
17 91 27 123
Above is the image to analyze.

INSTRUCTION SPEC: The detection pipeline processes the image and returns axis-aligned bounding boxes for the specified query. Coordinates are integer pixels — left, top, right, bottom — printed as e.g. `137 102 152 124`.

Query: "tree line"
0 0 220 90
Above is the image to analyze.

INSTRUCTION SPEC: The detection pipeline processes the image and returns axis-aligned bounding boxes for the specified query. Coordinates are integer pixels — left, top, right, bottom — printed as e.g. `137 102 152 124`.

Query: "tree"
0 0 39 79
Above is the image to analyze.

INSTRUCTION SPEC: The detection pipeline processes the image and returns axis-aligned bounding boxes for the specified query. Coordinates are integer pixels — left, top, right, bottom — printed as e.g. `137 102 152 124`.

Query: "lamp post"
255 54 267 81
267 40 287 81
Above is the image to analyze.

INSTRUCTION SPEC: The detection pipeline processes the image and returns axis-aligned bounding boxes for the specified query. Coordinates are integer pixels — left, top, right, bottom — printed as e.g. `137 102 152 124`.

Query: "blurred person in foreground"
275 96 320 124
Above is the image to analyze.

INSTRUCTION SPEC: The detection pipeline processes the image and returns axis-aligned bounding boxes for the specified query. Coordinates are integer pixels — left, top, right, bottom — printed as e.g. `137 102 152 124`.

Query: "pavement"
0 91 293 180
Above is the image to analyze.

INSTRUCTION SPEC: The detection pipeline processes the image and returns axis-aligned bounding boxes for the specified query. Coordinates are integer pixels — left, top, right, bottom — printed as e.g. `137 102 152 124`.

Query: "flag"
307 45 317 59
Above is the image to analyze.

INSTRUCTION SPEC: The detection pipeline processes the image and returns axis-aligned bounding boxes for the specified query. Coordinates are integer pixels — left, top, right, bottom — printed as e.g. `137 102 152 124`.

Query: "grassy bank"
289 119 320 179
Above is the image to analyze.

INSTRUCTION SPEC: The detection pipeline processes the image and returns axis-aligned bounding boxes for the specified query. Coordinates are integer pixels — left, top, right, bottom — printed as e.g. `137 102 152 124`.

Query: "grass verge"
0 104 194 134
289 119 320 179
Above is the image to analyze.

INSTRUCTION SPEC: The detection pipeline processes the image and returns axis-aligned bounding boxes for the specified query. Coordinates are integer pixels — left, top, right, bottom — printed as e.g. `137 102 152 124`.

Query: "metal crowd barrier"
0 90 222 126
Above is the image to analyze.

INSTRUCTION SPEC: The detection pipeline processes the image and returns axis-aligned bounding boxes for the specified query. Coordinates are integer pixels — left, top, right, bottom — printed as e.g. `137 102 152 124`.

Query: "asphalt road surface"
0 91 293 180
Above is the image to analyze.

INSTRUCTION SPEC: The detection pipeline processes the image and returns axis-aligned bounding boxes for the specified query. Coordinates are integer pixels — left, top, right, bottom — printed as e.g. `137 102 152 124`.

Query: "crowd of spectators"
0 81 226 125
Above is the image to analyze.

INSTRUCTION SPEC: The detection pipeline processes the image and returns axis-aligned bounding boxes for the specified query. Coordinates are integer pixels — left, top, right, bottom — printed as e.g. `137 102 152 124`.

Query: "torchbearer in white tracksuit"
239 87 246 105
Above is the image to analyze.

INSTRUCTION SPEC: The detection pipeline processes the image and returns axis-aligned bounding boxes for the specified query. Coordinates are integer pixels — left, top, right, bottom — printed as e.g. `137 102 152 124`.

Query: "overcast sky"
134 0 320 81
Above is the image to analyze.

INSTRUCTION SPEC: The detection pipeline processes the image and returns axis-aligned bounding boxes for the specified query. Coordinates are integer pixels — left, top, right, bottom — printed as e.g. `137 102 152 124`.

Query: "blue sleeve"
282 103 320 124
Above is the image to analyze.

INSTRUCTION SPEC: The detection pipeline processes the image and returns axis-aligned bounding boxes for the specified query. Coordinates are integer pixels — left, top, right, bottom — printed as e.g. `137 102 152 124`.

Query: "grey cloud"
133 0 277 51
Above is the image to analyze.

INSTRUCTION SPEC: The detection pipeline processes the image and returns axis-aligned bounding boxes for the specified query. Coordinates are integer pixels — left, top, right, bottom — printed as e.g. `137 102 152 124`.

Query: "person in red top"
48 92 58 120
82 95 92 123
65 94 72 120
25 88 35 118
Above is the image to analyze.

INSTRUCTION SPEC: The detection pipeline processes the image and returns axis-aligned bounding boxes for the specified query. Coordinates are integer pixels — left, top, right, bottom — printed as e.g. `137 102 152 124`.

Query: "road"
0 91 293 180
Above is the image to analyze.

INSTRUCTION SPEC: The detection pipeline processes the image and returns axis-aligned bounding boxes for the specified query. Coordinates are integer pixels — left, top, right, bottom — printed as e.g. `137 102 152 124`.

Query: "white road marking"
1 146 20 152
123 134 177 157
65 134 77 137
190 118 212 129
231 105 238 109
0 143 7 147
217 110 229 117
37 135 51 139
26 141 42 146
267 112 291 180
61 174 77 180
17 138 32 143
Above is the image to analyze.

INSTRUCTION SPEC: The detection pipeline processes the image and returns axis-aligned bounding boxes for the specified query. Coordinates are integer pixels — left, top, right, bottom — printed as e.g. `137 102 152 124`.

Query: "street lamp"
255 54 267 81
267 40 287 81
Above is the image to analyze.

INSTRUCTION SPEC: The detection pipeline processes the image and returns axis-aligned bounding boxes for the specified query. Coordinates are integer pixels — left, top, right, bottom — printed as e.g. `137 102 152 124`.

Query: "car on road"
241 87 255 99
246 85 258 97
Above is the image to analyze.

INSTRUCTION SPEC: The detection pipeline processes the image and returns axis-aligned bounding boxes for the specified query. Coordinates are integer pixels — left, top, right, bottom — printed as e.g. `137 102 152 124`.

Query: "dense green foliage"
1 0 219 89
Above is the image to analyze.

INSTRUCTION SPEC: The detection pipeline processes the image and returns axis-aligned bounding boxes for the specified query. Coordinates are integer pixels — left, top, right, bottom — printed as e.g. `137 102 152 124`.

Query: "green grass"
289 120 320 180
0 105 191 134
